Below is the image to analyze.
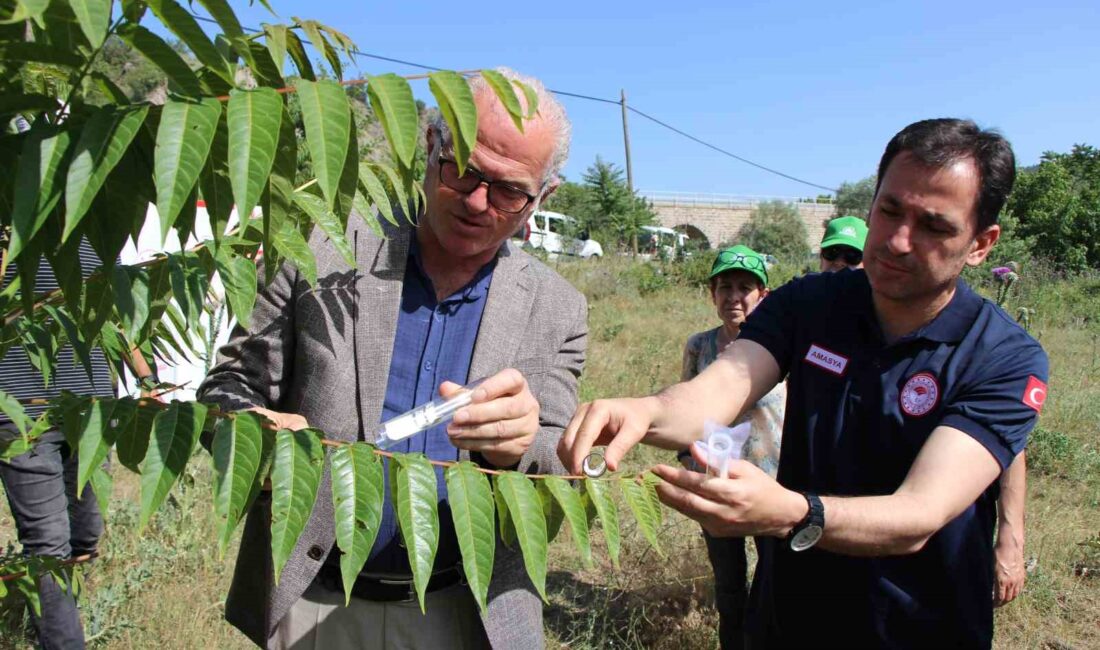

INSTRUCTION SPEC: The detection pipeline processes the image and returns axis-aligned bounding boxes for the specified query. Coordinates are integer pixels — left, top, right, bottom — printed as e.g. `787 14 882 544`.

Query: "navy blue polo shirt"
739 269 1048 649
361 238 495 574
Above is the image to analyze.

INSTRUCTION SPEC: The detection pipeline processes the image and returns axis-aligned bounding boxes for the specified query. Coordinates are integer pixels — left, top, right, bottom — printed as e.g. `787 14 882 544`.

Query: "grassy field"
2 257 1098 649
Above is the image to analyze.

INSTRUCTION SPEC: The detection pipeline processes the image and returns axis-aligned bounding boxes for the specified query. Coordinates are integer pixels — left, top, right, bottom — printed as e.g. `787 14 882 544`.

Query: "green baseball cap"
710 244 768 287
820 216 868 252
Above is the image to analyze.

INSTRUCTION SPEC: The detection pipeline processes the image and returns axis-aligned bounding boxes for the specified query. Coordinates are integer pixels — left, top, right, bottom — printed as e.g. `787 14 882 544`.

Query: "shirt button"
307 545 324 561
424 361 432 371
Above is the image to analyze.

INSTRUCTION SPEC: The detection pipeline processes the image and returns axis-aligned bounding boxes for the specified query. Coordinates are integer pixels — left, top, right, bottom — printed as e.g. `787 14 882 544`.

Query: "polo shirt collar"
849 271 984 345
914 278 983 343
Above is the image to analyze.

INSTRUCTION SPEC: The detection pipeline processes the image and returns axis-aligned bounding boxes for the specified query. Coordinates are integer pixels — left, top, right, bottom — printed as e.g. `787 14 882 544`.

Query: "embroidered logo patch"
1022 376 1047 412
803 344 849 376
900 372 939 417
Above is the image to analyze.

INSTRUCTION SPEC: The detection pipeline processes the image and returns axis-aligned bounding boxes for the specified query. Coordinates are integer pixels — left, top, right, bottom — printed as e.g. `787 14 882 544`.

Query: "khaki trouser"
272 580 491 649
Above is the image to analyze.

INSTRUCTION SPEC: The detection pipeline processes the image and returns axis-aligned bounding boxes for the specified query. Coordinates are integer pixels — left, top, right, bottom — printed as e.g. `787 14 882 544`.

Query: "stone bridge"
640 191 837 251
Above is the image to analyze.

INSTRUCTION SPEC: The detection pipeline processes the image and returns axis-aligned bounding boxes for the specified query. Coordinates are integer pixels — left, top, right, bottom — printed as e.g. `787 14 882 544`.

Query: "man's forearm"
647 339 779 449
814 493 945 556
997 452 1026 548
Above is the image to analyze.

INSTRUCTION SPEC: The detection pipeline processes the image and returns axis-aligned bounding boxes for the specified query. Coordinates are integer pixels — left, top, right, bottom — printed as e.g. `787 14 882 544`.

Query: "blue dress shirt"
361 237 496 574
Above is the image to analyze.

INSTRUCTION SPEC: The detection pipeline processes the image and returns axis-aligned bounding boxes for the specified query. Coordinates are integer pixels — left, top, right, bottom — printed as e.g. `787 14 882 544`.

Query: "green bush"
733 200 812 266
1028 427 1100 482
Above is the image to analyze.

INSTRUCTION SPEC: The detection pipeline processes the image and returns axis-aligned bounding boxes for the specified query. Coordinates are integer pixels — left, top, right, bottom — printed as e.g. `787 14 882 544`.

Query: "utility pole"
621 89 634 192
621 89 638 255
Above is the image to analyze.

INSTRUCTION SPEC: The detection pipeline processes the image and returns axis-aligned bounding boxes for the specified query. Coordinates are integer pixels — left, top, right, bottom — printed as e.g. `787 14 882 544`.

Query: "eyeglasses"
717 250 766 271
821 246 863 265
437 157 538 214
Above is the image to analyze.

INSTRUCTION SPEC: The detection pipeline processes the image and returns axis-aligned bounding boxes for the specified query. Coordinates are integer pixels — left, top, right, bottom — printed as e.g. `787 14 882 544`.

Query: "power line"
187 12 836 193
627 106 838 193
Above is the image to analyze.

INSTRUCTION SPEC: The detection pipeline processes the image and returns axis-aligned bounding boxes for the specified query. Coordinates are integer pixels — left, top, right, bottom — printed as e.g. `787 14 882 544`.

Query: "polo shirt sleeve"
737 276 803 377
938 340 1049 470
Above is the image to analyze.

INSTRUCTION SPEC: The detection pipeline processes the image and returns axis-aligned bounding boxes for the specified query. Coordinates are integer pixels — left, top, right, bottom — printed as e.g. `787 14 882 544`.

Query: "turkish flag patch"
1022 376 1047 412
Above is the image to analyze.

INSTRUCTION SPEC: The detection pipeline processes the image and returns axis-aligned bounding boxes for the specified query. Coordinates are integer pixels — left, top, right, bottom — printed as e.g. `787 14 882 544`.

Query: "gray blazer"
197 216 588 649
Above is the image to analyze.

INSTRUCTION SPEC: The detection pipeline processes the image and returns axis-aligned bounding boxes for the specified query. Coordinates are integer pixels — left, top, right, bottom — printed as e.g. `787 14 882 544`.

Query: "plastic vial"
374 379 485 451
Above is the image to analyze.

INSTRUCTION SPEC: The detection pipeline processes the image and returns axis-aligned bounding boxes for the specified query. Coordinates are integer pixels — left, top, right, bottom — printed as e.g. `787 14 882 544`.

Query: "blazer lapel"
469 241 534 383
352 221 410 443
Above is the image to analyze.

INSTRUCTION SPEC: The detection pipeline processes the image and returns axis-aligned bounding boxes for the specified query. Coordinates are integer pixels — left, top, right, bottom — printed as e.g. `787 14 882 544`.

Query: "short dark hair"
875 118 1016 232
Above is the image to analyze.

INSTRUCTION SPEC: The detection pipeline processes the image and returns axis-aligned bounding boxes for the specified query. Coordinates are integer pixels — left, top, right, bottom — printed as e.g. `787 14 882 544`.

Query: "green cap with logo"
820 216 868 252
709 244 768 287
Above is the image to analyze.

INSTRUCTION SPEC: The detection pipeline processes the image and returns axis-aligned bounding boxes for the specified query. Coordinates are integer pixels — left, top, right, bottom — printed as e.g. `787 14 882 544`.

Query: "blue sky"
180 0 1098 198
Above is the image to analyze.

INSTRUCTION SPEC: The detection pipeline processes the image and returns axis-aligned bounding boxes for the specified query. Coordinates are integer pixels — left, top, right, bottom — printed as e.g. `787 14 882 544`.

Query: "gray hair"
429 67 571 191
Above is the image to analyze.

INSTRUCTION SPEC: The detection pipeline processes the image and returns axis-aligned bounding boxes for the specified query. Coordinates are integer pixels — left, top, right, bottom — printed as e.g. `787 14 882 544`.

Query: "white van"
639 225 689 260
522 211 603 259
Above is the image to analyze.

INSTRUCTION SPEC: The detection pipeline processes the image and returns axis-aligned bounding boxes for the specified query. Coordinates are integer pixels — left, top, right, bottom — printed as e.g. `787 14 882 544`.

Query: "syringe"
374 379 486 451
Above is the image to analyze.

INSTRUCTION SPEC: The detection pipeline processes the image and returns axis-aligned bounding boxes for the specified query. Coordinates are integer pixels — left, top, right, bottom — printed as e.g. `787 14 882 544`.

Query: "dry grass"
2 258 1097 649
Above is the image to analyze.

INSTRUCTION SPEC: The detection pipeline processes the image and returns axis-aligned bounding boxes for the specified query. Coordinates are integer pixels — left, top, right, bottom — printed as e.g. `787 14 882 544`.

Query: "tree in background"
540 156 657 253
735 200 810 265
833 175 876 221
540 177 589 220
1008 145 1100 272
581 157 656 253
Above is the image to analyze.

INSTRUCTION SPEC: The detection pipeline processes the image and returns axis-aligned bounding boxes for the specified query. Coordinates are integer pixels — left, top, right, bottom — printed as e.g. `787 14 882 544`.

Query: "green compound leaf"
537 479 564 543
294 79 351 210
284 29 314 81
479 69 525 133
154 97 221 242
147 0 233 83
390 453 439 613
270 428 325 585
117 24 202 97
115 399 157 472
270 221 317 286
70 0 111 48
9 125 73 262
620 474 664 557
89 465 112 516
262 23 287 77
493 474 517 548
227 88 283 224
330 442 384 606
513 79 539 119
64 106 149 242
427 71 477 175
444 461 495 615
542 476 592 567
167 252 208 332
75 397 118 495
139 401 207 530
110 265 150 349
293 18 343 81
584 478 620 570
212 412 265 558
292 191 355 268
0 387 31 438
193 0 253 68
357 162 398 227
214 246 258 330
366 74 418 172
496 471 548 602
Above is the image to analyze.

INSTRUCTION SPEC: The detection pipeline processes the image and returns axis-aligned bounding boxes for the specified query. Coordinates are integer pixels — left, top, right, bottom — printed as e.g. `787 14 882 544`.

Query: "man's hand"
993 529 1025 607
445 369 539 469
650 443 807 538
248 407 309 431
557 396 661 475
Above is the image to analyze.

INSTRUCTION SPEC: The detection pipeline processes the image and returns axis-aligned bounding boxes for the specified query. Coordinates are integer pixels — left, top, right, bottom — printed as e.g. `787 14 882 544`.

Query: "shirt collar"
846 271 982 345
407 234 497 305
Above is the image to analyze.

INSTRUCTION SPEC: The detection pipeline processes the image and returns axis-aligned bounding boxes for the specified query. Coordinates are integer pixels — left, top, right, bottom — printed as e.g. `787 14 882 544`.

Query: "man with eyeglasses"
558 119 1047 648
199 68 586 649
818 215 868 272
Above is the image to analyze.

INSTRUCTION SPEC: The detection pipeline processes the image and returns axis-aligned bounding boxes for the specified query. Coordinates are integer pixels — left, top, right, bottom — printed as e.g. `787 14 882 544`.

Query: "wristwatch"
787 493 825 552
